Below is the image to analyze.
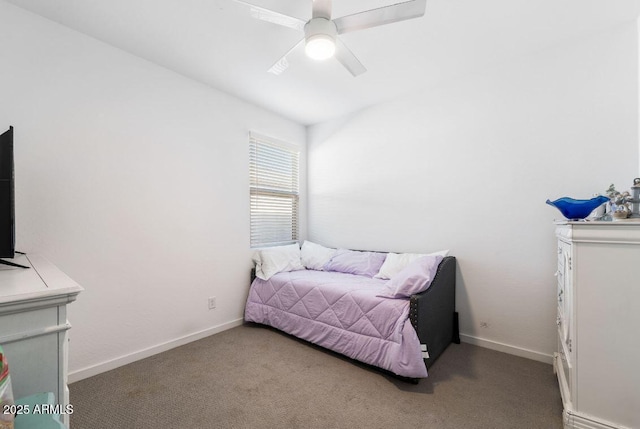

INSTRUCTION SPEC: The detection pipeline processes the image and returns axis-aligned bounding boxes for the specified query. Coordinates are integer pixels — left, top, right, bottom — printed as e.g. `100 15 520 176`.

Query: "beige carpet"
70 324 563 428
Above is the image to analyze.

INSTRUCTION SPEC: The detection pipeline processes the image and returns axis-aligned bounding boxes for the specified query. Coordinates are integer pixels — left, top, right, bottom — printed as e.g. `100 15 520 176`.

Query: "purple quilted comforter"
244 270 428 378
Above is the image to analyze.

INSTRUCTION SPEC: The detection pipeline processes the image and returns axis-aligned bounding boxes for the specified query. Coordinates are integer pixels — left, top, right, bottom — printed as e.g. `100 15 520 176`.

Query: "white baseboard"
459 333 553 364
565 409 623 429
68 318 244 383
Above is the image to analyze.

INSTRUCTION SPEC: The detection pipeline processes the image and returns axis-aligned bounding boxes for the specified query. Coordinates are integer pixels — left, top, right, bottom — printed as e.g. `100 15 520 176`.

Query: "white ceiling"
5 0 640 125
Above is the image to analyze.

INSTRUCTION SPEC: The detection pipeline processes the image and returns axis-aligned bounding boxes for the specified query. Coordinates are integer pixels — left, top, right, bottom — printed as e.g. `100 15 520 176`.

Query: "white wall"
307 23 639 361
0 1 306 380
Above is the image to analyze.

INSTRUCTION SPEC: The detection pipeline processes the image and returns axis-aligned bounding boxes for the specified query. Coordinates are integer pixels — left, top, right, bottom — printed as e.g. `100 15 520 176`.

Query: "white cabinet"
554 222 640 429
0 254 82 428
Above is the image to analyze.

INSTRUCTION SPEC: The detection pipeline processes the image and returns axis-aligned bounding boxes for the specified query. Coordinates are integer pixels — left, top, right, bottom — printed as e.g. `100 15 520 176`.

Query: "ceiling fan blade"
234 0 306 31
333 0 426 34
334 38 366 77
312 0 332 19
267 39 304 75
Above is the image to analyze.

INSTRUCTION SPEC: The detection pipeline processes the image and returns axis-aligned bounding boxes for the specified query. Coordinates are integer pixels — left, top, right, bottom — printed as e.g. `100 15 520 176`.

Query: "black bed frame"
409 256 460 369
248 255 460 380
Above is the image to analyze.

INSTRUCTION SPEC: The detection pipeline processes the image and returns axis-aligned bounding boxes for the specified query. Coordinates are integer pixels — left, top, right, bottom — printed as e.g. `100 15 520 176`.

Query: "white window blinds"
249 133 299 247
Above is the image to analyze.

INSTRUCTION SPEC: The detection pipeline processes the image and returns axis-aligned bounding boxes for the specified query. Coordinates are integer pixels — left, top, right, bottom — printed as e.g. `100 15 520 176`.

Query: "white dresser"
0 253 82 428
554 222 640 429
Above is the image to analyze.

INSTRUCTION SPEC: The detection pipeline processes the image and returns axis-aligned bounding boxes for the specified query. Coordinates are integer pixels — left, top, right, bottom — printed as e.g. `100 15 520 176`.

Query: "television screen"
0 126 15 259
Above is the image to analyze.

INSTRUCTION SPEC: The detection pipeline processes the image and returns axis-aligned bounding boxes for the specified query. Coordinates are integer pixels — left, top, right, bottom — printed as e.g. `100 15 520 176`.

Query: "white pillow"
253 243 304 280
374 250 449 280
301 240 336 271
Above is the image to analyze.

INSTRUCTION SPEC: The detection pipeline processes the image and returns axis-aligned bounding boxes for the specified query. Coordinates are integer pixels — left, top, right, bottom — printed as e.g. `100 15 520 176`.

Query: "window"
249 132 299 247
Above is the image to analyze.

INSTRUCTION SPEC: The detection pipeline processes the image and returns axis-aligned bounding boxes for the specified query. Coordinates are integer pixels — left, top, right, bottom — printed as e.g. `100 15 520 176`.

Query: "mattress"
244 269 428 378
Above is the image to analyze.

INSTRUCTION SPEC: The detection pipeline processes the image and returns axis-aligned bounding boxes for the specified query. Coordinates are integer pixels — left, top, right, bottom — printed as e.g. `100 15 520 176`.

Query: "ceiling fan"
234 0 427 76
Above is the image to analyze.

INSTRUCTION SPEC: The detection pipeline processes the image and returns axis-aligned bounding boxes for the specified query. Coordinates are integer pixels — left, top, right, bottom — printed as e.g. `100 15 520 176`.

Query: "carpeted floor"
69 324 563 429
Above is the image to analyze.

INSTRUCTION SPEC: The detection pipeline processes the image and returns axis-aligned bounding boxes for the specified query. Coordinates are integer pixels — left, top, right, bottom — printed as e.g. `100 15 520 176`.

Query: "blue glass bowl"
546 196 609 220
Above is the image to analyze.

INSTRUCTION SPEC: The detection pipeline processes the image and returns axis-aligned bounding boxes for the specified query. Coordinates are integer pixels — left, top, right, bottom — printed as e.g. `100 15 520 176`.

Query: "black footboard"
409 256 459 369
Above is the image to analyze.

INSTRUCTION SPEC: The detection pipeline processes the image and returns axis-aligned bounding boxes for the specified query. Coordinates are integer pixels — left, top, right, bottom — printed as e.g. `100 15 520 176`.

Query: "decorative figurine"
606 181 640 219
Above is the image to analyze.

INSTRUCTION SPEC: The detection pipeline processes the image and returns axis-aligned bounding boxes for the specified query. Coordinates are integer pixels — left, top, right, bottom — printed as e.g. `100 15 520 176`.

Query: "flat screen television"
0 126 28 268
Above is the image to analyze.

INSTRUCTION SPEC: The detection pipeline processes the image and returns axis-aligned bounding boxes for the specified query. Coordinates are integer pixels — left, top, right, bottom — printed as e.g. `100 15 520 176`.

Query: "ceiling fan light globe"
305 35 335 60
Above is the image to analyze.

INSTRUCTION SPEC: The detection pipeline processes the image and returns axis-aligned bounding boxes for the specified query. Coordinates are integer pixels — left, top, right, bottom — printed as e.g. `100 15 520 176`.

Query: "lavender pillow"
323 249 387 277
378 255 444 298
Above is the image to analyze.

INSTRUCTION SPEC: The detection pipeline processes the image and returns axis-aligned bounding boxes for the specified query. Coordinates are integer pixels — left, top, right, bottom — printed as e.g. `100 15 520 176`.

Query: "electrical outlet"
208 296 216 310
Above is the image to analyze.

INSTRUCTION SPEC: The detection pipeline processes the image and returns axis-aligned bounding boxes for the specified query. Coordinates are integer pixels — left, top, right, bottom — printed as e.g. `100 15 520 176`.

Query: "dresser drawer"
556 337 572 406
557 272 565 307
0 307 60 336
558 324 572 365
557 241 571 268
557 243 564 268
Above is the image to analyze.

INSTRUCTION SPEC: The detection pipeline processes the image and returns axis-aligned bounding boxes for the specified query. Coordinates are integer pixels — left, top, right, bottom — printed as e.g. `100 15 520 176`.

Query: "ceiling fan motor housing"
304 18 338 60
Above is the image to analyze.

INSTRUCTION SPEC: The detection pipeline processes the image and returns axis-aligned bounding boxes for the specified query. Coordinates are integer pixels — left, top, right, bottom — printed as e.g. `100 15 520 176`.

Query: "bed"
244 242 459 380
